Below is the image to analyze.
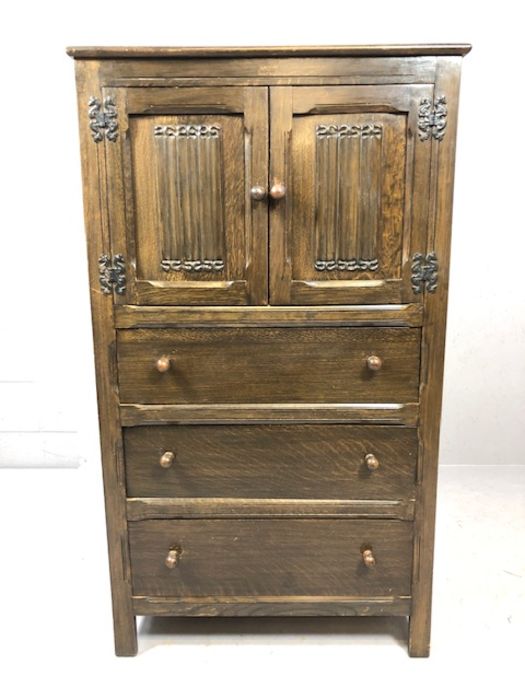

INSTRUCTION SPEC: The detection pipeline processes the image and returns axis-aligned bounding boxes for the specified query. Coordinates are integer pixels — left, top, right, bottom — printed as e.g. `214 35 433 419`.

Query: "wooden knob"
361 547 376 568
155 355 171 373
159 451 175 469
366 355 383 371
269 182 286 200
165 546 181 569
250 185 267 201
365 453 380 471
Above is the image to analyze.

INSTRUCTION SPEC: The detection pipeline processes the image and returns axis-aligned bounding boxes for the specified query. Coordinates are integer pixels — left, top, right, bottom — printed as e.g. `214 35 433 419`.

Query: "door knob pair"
250 183 286 201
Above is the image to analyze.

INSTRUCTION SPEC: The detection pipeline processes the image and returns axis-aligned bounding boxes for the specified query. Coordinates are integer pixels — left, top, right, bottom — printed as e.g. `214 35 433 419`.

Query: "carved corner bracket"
411 252 438 294
88 96 119 143
418 96 447 142
99 254 126 294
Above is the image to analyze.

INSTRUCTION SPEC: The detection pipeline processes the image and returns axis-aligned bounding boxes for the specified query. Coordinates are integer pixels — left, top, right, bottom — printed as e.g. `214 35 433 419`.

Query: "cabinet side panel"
73 60 137 656
409 57 463 657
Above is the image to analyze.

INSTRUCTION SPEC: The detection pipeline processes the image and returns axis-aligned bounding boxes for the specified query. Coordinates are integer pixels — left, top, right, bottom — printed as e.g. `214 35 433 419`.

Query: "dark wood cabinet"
68 43 470 656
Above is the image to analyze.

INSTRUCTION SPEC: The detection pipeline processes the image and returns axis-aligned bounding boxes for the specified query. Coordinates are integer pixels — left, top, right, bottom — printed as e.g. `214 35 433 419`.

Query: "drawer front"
117 327 421 404
129 519 413 597
124 425 417 500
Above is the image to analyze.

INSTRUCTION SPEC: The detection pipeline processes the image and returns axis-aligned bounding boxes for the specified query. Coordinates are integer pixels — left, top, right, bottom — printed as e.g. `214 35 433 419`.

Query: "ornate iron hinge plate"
418 96 447 142
88 96 118 143
411 252 438 294
99 254 126 294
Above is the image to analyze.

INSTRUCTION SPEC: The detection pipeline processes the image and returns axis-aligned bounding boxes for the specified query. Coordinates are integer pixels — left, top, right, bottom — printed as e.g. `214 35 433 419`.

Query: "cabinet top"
66 44 472 60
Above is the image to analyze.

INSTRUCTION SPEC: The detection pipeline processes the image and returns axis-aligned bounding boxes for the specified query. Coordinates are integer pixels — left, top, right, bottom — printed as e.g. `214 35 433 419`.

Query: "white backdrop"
1 0 524 468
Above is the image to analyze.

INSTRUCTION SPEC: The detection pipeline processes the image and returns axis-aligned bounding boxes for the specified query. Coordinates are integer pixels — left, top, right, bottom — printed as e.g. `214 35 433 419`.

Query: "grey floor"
1 464 523 698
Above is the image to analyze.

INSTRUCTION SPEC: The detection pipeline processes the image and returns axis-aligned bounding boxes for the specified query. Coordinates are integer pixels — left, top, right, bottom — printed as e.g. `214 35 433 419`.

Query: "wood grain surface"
120 402 419 427
124 424 417 500
103 86 268 306
408 57 464 658
67 45 472 59
269 85 432 305
126 497 415 521
131 595 411 617
129 519 413 597
114 303 424 328
72 60 137 656
117 327 421 404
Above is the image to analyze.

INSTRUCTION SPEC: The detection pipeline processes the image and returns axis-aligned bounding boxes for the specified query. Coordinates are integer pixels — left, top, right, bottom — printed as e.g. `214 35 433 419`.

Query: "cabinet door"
105 87 268 305
269 86 432 305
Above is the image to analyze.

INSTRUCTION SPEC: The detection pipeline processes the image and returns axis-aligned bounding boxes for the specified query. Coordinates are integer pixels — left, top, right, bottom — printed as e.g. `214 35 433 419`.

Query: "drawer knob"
269 182 286 200
250 185 267 201
165 546 181 569
155 355 171 373
159 451 176 469
366 355 383 371
361 547 376 568
365 453 380 471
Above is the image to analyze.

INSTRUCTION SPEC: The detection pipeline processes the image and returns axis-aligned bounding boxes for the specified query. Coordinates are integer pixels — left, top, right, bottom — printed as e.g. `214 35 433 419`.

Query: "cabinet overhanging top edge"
66 44 472 59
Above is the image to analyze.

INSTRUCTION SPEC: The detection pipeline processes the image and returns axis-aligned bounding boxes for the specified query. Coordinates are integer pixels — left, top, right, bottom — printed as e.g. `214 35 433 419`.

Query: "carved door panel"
269 86 433 304
104 87 268 305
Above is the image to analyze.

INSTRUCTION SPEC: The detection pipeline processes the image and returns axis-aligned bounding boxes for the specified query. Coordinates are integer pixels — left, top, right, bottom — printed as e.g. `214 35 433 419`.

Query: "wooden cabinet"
68 44 470 657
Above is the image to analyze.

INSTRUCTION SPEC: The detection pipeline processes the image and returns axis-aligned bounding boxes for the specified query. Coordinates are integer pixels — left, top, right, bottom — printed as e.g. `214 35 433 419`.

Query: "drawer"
129 519 413 597
117 327 421 404
124 425 417 500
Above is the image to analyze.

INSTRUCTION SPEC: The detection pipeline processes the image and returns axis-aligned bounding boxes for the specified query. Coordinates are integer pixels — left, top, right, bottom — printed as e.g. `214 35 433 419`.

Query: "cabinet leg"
114 612 138 657
408 613 431 657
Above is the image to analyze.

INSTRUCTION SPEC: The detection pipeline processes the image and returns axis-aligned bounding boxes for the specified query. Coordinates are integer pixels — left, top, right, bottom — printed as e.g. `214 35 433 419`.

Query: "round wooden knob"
155 355 171 373
365 453 380 471
250 185 267 201
366 355 383 371
159 451 175 469
269 183 286 200
165 546 181 569
361 547 376 568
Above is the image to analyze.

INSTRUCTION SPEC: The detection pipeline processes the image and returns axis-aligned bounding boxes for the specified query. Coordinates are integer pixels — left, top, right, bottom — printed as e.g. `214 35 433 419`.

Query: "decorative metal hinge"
88 96 118 143
411 252 438 294
418 96 447 142
98 254 126 295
